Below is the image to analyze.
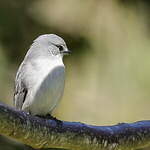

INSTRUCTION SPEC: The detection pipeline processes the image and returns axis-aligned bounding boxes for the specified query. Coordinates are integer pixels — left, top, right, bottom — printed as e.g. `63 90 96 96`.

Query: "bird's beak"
62 49 71 55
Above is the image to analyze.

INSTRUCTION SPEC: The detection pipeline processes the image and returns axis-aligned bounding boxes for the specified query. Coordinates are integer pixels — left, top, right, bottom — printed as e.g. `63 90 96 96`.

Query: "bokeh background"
0 0 150 150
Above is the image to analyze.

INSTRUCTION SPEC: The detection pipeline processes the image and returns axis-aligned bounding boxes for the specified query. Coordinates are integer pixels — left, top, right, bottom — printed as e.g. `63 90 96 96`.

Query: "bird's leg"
45 114 57 120
35 114 52 119
36 114 62 125
45 114 62 125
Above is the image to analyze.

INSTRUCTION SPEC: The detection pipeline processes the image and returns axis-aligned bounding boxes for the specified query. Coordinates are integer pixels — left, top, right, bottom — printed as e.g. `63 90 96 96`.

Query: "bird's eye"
56 45 64 51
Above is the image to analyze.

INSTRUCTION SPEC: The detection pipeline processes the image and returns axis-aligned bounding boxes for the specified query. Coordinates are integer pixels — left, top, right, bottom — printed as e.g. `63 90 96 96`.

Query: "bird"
13 34 70 116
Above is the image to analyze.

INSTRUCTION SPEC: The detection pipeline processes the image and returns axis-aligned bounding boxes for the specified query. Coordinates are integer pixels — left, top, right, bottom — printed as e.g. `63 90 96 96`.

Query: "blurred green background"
0 0 150 150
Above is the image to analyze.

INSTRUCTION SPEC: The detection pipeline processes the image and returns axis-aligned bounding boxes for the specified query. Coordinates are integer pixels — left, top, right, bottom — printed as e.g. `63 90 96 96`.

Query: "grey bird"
14 34 70 116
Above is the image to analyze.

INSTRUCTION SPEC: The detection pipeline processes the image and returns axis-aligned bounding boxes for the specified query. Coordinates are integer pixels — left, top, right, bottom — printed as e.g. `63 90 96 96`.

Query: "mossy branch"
0 103 149 150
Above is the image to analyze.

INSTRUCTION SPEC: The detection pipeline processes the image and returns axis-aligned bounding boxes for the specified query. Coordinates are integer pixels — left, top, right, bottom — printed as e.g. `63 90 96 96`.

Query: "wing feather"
13 63 28 110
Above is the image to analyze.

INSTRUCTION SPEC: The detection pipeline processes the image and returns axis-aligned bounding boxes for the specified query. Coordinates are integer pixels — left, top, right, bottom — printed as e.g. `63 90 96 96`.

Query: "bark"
0 103 149 150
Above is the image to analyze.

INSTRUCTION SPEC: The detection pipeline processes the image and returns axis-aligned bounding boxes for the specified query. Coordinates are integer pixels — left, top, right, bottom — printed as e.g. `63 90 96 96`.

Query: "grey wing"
13 81 28 110
13 64 28 110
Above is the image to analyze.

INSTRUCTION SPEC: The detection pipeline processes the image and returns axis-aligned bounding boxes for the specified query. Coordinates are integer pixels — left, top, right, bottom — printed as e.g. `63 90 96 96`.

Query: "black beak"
63 50 71 55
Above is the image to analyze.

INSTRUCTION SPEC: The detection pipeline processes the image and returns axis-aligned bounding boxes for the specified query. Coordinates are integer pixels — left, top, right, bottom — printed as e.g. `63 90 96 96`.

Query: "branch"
0 103 149 150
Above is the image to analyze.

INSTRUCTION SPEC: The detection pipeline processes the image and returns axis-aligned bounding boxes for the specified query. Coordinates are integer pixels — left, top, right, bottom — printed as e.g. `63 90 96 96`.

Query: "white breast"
22 58 65 115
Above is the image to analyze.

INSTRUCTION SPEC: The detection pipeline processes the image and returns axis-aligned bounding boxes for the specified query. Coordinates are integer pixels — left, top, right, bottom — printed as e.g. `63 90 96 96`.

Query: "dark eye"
56 45 64 51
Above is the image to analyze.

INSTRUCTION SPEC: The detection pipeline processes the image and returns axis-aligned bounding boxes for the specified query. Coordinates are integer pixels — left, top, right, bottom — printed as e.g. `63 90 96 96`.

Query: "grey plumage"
14 34 70 115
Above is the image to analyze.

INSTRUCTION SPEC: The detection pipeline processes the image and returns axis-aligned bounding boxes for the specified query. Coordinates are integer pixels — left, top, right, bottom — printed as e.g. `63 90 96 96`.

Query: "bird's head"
31 34 71 59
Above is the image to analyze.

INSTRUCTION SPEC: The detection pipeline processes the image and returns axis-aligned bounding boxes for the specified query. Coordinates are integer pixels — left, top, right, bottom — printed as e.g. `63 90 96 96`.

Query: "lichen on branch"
0 103 149 150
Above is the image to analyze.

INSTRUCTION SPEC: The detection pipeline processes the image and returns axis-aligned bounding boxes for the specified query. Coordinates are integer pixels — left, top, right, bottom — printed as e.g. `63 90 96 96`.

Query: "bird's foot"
36 114 62 125
46 114 62 125
45 114 57 120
